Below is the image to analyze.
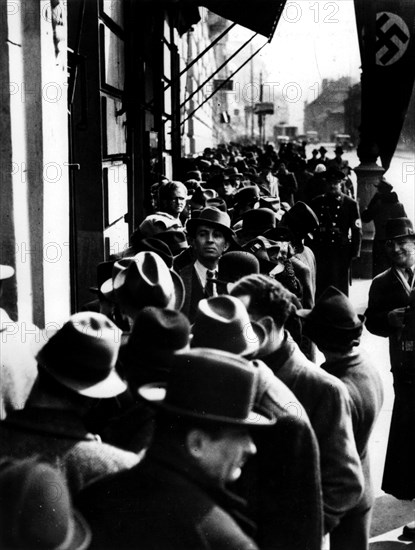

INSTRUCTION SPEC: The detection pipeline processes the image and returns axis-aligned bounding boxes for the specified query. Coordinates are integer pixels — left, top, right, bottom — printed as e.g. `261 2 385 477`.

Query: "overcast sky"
227 0 361 131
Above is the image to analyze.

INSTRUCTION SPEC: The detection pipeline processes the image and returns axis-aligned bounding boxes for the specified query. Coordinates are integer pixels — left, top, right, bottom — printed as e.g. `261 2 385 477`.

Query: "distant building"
304 77 352 142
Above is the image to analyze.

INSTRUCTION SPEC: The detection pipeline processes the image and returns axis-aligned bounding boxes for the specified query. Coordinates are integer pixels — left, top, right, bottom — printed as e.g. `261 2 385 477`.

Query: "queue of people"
0 140 414 549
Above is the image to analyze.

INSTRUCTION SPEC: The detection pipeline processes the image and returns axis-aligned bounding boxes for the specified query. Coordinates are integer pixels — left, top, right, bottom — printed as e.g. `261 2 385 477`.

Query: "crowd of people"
0 140 414 549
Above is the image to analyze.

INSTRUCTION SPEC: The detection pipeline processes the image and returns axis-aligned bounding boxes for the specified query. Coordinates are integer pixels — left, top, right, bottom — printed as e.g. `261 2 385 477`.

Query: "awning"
138 1 287 41
201 0 286 42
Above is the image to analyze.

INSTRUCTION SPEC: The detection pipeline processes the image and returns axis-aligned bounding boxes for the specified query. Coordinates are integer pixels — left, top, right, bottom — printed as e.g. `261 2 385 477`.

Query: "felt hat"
0 265 15 280
192 296 267 357
281 202 319 240
326 168 346 182
154 229 189 256
297 286 364 348
127 306 191 359
384 217 415 241
139 213 181 238
235 208 276 245
36 312 126 398
0 458 91 550
224 166 243 179
217 251 260 286
89 260 115 294
186 207 234 240
134 238 174 268
233 186 260 209
206 197 228 212
138 348 275 426
110 252 185 312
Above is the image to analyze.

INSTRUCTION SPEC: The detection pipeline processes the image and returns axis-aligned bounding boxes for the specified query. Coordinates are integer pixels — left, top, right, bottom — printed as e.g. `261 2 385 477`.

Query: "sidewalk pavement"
349 279 414 548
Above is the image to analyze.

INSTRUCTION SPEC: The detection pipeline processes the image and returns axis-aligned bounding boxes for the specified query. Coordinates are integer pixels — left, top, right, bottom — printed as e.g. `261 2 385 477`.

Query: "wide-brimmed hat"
0 264 15 280
0 459 91 550
36 312 126 398
281 202 319 240
89 260 115 294
206 197 228 212
237 208 276 240
384 217 415 241
192 296 267 357
186 207 234 240
297 286 364 348
110 252 185 312
138 348 275 426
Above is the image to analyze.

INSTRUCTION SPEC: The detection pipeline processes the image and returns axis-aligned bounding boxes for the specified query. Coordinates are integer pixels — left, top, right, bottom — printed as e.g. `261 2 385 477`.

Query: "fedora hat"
297 286 364 348
89 260 115 294
138 348 275 426
186 207 234 240
139 213 181 238
281 202 319 240
154 229 189 255
134 237 174 268
127 306 191 359
233 186 260 208
0 264 15 280
224 166 243 179
112 252 185 312
384 217 415 241
0 458 91 550
100 257 134 300
217 251 260 287
36 312 127 398
206 197 228 212
192 296 267 357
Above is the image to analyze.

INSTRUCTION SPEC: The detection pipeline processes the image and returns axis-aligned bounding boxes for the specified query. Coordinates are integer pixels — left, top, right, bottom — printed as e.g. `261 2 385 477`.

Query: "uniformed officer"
311 169 362 296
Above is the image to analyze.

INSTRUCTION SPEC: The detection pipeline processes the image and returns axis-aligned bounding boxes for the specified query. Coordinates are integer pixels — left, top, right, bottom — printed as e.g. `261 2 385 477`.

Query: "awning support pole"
179 22 236 77
180 40 268 126
180 32 258 108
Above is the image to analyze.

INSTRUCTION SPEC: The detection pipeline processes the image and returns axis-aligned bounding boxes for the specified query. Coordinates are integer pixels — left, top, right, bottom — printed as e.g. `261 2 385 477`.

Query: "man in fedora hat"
100 251 185 328
365 217 415 536
0 264 40 419
191 295 323 549
361 178 407 276
0 312 140 495
311 167 362 297
230 275 364 537
298 286 384 550
179 207 234 322
76 349 274 549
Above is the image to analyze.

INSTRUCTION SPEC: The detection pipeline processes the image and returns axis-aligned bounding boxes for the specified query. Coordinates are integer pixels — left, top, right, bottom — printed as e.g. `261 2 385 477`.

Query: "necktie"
205 270 216 298
405 268 414 287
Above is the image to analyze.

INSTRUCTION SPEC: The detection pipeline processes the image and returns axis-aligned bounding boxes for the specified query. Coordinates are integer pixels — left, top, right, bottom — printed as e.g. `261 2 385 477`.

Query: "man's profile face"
198 426 256 485
192 225 229 263
386 238 415 268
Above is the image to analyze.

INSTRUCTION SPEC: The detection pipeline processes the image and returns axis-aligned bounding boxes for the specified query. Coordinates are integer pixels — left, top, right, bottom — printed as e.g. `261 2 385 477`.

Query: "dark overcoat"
365 267 415 499
0 407 139 494
263 333 364 534
178 263 205 323
76 440 258 550
321 350 384 549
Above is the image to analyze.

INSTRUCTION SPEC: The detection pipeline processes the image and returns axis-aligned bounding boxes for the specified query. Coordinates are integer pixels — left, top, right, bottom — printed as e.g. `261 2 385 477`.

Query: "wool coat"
76 439 258 550
365 267 415 499
234 361 323 550
263 333 364 534
321 350 384 550
0 407 139 495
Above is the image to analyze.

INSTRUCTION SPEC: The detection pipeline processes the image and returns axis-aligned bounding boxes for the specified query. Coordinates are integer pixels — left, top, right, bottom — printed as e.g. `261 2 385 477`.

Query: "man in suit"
230 275 364 537
76 349 275 549
179 207 234 322
311 168 362 296
365 217 415 538
299 286 384 550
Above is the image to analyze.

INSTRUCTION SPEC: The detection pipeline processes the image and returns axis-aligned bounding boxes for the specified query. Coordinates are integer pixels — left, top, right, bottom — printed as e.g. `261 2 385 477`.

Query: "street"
317 144 415 547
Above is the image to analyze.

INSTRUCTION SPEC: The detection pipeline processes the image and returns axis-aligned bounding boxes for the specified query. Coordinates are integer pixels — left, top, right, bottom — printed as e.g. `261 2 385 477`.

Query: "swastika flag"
354 0 415 170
